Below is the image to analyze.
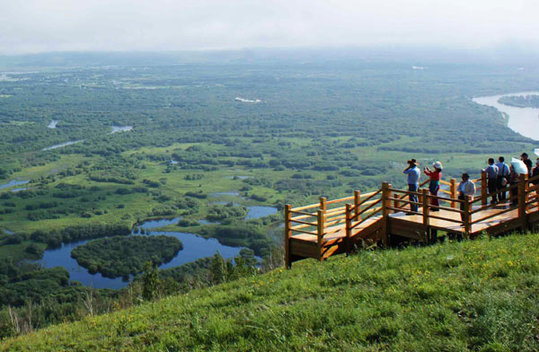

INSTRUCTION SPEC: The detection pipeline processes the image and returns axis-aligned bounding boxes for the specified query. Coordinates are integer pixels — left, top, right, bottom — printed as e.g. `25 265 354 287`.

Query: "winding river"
472 91 539 143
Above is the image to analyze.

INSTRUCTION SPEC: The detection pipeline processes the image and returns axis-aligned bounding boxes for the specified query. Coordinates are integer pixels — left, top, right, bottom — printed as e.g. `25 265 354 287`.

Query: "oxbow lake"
33 205 277 289
34 217 245 289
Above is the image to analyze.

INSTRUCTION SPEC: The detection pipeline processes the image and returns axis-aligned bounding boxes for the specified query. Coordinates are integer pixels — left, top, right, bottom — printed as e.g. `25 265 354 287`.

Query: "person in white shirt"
457 173 475 221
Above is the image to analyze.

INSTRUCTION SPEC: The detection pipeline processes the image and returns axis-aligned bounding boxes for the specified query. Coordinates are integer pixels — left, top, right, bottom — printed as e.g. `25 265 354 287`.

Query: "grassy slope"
2 233 538 352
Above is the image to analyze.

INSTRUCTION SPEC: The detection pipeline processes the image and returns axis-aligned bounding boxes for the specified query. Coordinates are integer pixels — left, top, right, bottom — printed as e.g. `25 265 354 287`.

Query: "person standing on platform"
424 161 443 211
484 158 499 205
457 173 475 221
521 153 532 177
496 156 510 201
403 159 420 213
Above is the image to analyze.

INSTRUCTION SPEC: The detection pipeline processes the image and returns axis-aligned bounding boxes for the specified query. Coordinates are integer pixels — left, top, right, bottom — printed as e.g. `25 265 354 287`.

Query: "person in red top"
423 161 443 211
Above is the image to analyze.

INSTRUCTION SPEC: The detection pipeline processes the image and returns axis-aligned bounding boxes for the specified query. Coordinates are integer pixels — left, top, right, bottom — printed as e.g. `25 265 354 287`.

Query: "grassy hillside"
2 233 538 351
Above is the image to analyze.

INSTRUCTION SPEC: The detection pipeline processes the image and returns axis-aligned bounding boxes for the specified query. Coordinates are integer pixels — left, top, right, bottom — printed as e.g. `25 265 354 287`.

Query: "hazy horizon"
1 0 538 55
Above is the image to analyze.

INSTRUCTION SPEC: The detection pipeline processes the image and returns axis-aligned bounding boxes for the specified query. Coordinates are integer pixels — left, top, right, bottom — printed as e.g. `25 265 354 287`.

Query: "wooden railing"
284 172 539 266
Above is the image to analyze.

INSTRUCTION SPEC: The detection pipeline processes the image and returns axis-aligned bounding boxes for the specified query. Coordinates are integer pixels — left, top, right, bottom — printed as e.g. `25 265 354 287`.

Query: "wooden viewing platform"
284 173 539 267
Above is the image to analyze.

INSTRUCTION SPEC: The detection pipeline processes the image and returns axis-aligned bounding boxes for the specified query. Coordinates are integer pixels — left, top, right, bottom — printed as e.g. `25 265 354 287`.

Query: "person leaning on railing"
457 173 475 221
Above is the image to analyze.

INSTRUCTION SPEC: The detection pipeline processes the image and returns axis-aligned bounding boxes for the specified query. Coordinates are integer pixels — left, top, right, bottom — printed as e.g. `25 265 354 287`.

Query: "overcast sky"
1 0 538 54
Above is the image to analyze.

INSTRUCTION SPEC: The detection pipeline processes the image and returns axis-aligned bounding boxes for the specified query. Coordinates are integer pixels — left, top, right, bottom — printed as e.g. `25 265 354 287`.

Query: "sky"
1 0 538 54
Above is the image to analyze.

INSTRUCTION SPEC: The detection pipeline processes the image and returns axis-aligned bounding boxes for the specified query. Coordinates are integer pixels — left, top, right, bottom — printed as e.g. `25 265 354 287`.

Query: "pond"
33 217 248 289
245 206 278 220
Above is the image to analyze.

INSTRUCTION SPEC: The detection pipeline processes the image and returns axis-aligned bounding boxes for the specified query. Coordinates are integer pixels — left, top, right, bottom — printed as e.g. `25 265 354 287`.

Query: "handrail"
290 227 317 235
291 203 319 212
470 183 519 204
350 207 382 230
326 196 355 205
356 189 382 207
351 198 382 221
290 209 317 217
290 219 317 226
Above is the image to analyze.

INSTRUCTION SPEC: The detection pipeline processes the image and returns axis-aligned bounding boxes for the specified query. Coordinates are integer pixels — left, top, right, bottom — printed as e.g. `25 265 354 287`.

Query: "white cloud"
0 0 537 54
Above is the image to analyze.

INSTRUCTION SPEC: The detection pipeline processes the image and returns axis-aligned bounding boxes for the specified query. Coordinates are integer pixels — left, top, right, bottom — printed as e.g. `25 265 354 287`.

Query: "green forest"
498 94 539 108
0 56 537 338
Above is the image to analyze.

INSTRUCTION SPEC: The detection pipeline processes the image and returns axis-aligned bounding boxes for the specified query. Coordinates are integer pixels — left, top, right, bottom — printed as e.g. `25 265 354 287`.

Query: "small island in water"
498 94 539 108
71 235 183 279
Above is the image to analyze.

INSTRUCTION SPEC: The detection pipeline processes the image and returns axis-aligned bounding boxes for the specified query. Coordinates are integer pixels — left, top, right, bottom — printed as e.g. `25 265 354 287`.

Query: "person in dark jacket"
521 153 532 177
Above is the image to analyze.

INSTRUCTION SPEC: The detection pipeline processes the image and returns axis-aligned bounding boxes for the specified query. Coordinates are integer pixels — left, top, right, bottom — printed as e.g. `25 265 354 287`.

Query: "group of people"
402 152 539 215
483 153 539 205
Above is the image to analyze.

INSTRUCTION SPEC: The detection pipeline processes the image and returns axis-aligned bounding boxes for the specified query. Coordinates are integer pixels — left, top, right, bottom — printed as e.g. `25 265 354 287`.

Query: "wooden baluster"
345 203 351 254
354 190 361 221
317 210 325 261
422 189 429 242
284 204 292 269
463 196 471 239
381 183 391 247
481 170 487 206
450 178 457 208
518 174 528 232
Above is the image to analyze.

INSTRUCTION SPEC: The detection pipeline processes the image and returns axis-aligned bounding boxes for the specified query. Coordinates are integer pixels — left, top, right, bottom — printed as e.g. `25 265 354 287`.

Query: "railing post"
345 203 351 254
354 190 361 220
393 190 400 211
381 183 391 247
422 189 430 242
463 196 471 239
317 210 325 261
518 174 528 232
284 204 292 269
319 197 327 213
481 170 487 206
450 178 457 208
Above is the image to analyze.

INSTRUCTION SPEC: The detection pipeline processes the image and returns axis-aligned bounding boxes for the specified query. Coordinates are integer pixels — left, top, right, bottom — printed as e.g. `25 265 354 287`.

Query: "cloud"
0 0 538 54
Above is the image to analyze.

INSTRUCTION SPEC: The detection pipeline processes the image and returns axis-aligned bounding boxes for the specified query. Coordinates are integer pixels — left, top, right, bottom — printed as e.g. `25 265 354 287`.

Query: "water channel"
472 91 539 143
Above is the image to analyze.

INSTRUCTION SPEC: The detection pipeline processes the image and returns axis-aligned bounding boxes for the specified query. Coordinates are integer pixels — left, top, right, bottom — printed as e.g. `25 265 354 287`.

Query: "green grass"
0 240 46 262
3 233 537 351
